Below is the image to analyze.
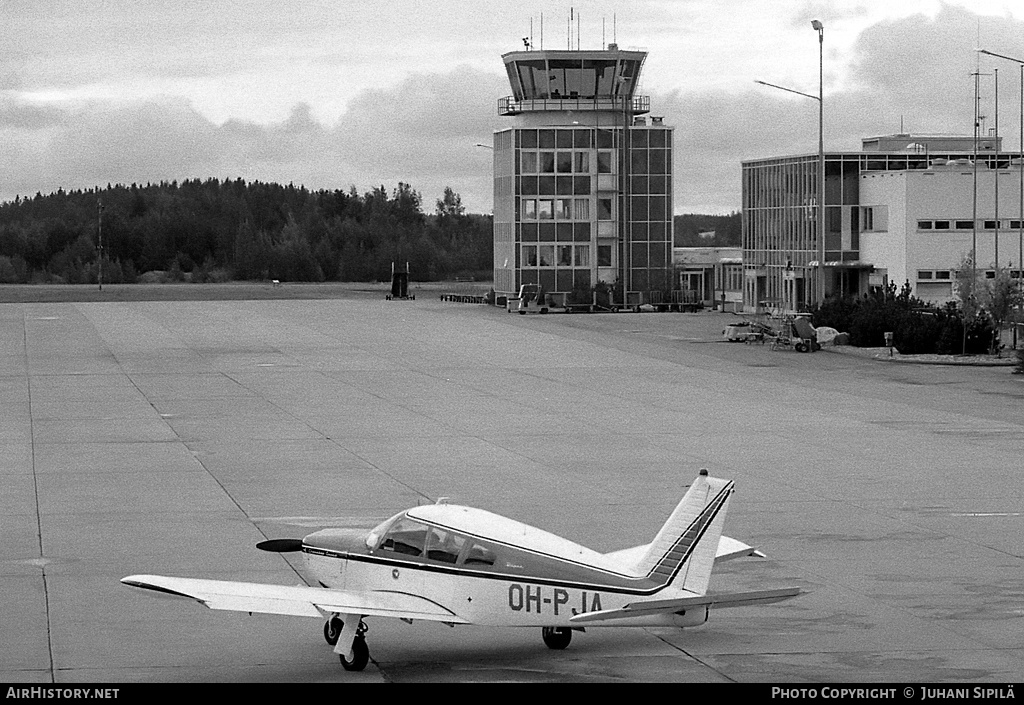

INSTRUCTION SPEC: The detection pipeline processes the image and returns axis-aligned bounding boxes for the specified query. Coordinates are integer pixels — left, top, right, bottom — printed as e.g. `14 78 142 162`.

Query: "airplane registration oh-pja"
122 470 801 671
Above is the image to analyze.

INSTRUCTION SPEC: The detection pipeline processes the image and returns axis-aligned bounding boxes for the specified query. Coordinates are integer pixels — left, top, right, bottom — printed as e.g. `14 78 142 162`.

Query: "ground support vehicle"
769 315 819 352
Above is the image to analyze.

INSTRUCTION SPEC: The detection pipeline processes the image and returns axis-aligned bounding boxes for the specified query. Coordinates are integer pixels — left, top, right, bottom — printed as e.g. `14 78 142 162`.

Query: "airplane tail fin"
632 469 734 596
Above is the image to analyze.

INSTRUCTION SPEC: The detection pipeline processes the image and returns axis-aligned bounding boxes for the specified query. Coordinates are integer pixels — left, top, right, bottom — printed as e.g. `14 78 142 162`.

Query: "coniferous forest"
0 179 493 284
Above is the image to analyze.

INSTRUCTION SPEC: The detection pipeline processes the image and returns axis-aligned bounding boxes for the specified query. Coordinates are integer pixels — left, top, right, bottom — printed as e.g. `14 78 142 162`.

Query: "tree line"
0 179 493 284
673 212 741 247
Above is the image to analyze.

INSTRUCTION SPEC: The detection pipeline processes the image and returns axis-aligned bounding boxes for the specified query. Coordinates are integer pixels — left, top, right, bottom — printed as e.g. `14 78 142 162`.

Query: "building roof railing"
741 150 1018 169
499 95 650 116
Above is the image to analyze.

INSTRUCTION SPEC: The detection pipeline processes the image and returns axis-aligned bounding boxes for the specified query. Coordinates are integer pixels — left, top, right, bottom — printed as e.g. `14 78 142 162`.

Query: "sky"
4 0 1024 215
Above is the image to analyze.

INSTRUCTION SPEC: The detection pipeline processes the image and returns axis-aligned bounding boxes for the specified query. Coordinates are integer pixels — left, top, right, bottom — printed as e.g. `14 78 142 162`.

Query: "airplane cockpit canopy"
369 512 498 568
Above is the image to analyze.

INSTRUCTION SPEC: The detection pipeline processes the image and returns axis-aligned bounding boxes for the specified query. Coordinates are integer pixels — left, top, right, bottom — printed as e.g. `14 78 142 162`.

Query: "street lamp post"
756 20 825 308
97 199 105 291
980 48 1024 348
813 20 824 305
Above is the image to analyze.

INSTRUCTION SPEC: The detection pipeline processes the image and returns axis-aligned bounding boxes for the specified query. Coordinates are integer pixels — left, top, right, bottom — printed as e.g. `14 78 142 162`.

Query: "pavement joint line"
124 365 318 587
22 308 56 683
648 629 736 682
218 366 436 506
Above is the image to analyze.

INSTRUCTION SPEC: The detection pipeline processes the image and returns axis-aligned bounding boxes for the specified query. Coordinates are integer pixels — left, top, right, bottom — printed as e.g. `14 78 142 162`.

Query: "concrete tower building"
491 45 674 305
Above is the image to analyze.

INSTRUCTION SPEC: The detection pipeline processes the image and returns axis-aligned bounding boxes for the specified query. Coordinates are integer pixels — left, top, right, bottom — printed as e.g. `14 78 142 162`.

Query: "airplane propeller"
256 538 304 553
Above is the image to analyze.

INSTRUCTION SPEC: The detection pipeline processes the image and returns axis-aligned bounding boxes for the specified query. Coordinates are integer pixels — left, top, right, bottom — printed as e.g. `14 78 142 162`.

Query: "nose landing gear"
324 616 371 671
324 616 343 646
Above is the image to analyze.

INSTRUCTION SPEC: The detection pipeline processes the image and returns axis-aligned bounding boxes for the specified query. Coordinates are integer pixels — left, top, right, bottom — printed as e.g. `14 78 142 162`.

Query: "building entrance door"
681 270 704 302
784 276 807 312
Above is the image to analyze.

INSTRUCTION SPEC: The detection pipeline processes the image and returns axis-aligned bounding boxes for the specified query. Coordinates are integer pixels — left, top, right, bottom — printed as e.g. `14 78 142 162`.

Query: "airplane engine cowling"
670 606 710 628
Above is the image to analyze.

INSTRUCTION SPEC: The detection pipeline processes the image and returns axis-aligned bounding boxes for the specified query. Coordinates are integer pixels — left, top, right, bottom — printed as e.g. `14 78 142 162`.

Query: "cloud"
327 66 507 208
0 67 509 212
4 4 1024 215
658 4 1024 213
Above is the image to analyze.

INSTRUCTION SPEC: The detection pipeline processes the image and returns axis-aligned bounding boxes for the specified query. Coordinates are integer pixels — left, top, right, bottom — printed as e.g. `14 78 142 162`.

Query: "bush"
811 282 994 355
1014 348 1024 375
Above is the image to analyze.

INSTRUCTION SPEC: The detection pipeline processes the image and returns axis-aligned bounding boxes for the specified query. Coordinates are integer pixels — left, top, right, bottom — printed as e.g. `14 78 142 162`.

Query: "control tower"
490 44 673 305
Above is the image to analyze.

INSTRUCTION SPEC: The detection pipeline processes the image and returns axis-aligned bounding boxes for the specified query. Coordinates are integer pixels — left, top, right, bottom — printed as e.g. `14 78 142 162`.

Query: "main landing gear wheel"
542 626 572 649
340 635 370 671
324 616 343 646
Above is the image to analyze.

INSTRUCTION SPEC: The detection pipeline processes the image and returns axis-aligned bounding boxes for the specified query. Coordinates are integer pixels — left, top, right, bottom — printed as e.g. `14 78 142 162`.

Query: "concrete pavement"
1 294 1021 682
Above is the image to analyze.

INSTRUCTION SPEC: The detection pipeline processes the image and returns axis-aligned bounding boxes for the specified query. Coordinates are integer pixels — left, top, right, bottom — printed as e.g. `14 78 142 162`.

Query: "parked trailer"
629 290 704 313
509 286 706 314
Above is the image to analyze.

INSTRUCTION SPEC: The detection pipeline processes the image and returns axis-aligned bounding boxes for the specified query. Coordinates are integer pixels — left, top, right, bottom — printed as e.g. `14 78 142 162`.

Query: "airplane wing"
121 574 470 624
568 587 801 624
602 534 764 568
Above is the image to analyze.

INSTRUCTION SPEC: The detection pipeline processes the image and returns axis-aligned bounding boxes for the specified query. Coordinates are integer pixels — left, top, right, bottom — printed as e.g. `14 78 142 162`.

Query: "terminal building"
672 246 744 312
742 132 1024 312
490 45 674 305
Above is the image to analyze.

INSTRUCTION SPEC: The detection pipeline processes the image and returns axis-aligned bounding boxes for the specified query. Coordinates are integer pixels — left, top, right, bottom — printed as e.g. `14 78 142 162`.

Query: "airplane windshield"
377 517 430 557
365 512 404 550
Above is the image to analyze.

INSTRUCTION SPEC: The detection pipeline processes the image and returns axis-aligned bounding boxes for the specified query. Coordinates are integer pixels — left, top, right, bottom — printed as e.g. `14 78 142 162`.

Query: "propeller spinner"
256 538 304 553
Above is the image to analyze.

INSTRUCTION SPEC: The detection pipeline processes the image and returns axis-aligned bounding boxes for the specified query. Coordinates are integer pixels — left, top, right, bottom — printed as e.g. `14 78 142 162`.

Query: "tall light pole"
813 19 824 305
756 19 825 308
97 199 105 291
995 67 1000 271
979 48 1024 311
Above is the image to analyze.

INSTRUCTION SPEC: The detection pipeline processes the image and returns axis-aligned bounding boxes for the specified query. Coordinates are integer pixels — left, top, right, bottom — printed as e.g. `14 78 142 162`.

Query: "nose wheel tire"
340 635 370 671
324 617 343 646
542 626 572 649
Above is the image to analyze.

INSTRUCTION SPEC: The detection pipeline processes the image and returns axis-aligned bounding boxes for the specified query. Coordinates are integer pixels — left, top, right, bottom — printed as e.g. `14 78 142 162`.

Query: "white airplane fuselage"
120 471 799 672
301 525 709 629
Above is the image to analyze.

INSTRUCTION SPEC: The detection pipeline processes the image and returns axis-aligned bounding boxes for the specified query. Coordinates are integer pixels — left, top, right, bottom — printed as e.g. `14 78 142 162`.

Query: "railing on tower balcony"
498 95 650 116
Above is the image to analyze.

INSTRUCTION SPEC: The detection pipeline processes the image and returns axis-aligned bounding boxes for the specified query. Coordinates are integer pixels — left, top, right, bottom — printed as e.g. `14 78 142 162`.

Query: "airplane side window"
425 528 465 564
378 518 429 558
460 542 497 567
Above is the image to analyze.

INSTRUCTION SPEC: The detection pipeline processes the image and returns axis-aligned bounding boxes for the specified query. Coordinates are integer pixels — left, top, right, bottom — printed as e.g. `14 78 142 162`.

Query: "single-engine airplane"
122 470 800 671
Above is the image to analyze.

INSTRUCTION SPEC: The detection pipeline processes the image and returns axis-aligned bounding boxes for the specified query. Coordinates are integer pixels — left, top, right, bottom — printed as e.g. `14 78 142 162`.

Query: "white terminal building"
860 159 1024 302
742 133 1024 312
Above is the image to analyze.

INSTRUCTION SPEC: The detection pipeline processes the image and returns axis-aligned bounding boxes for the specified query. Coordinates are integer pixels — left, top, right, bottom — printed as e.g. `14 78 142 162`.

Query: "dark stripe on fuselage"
304 488 733 597
305 546 652 595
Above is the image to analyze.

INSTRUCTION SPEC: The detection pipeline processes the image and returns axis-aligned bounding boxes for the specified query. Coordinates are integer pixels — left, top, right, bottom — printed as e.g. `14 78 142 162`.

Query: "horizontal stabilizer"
121 574 469 624
569 586 801 624
602 534 764 571
715 535 765 562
